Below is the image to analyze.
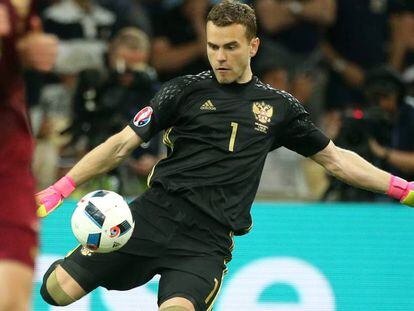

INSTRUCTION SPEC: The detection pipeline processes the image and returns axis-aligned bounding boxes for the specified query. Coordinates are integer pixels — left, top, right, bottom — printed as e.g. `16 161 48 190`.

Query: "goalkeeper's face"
207 21 259 84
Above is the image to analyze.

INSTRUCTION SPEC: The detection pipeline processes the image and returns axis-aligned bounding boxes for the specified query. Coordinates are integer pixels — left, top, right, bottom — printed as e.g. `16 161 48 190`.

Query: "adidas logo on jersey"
200 100 216 110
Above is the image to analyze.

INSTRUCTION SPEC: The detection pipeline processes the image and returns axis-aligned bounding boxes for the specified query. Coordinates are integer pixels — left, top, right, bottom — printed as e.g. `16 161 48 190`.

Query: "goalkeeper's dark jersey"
129 71 329 235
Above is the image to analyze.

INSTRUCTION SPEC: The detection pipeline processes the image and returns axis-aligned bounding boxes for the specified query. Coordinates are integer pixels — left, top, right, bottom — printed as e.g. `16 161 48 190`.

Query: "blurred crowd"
28 0 414 201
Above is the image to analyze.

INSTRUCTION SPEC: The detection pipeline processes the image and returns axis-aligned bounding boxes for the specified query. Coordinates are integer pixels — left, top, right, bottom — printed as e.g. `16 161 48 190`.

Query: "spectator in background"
365 67 414 182
254 0 336 123
254 0 336 65
97 0 153 36
389 0 414 101
140 0 167 27
43 0 116 73
405 68 414 98
389 0 414 73
31 71 77 189
31 0 117 188
324 66 414 202
0 1 58 310
256 54 312 103
151 0 211 82
322 0 394 111
63 27 162 195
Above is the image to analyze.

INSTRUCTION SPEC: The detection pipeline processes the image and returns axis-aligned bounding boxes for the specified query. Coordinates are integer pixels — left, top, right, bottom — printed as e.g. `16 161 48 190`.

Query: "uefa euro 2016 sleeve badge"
133 106 153 127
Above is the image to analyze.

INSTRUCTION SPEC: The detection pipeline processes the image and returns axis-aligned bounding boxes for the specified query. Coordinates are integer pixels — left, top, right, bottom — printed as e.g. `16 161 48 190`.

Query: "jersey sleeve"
279 96 330 157
128 77 184 142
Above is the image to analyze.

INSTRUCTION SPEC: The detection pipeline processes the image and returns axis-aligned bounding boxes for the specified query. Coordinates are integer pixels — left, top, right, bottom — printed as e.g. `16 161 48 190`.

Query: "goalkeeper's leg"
159 297 195 311
40 245 147 306
40 259 86 306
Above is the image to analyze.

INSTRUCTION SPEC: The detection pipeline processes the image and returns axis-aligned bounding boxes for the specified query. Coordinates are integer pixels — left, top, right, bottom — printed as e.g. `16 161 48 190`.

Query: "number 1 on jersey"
229 122 239 152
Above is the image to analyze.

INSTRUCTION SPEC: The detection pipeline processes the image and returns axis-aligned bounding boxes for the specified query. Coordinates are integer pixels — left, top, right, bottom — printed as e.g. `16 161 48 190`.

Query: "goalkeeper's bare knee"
40 261 85 306
159 307 192 311
159 297 195 311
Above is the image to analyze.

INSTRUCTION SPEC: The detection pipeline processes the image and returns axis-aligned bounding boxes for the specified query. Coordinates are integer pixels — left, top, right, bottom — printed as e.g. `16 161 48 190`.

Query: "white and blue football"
71 190 134 253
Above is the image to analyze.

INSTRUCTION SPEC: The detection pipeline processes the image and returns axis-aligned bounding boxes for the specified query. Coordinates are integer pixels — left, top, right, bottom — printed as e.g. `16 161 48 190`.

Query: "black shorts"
121 185 233 261
59 186 233 310
61 245 226 311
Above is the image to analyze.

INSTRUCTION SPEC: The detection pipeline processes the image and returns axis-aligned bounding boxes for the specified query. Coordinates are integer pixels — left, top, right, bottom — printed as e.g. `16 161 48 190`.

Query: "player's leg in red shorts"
0 104 38 310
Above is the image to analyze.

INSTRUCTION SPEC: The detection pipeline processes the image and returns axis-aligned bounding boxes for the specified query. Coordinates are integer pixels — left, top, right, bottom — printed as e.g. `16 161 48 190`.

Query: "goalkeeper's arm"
311 141 414 206
36 126 142 217
66 126 141 186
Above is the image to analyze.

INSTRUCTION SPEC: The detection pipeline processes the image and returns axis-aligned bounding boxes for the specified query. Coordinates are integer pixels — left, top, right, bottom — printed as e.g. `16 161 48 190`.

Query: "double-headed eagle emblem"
252 102 273 124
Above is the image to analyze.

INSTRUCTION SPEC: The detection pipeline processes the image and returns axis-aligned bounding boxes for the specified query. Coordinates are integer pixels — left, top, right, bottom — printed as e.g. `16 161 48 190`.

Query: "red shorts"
0 92 38 268
0 223 38 268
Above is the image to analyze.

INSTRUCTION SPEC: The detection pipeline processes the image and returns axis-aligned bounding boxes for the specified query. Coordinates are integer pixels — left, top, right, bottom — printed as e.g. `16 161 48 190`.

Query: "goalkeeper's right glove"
36 175 76 217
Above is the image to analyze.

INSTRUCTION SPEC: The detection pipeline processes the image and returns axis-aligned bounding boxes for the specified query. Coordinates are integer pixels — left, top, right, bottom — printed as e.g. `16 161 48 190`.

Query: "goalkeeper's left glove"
387 175 414 207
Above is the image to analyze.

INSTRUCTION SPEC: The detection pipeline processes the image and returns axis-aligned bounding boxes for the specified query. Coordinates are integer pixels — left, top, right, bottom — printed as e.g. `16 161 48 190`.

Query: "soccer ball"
71 190 135 253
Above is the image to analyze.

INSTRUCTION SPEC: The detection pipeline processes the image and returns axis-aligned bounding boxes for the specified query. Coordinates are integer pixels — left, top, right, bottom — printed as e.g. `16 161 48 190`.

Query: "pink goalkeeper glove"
387 175 414 207
36 176 76 217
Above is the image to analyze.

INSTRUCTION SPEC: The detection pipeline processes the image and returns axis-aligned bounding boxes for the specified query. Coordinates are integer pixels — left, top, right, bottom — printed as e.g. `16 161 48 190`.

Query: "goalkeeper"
36 1 414 311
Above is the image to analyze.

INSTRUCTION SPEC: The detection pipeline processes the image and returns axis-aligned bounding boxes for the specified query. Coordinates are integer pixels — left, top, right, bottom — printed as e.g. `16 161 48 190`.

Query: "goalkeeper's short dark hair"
207 0 257 40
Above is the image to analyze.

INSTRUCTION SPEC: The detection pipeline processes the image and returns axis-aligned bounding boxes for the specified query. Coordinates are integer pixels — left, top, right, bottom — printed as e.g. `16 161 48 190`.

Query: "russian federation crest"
252 102 273 133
